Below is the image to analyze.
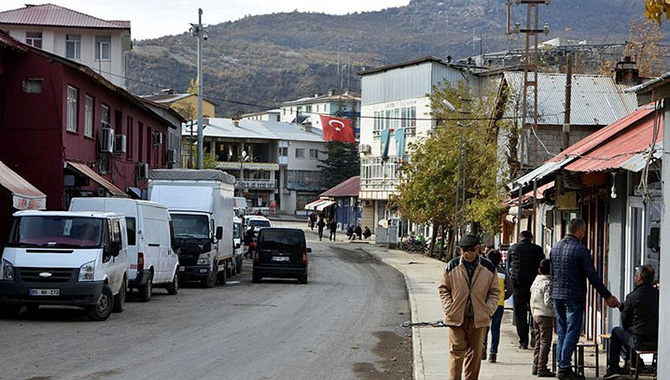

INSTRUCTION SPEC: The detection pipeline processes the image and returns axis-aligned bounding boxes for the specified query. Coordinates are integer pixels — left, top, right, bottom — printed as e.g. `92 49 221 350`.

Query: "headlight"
197 258 210 266
1 259 14 281
78 260 95 281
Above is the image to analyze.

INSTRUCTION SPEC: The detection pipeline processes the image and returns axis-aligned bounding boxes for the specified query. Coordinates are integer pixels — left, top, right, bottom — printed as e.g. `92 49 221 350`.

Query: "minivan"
0 211 129 321
252 228 310 284
69 198 179 301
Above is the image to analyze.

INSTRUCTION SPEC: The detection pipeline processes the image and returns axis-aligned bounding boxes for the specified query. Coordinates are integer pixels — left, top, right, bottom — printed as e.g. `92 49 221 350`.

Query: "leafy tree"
645 0 670 25
626 18 663 77
318 141 359 189
392 80 507 259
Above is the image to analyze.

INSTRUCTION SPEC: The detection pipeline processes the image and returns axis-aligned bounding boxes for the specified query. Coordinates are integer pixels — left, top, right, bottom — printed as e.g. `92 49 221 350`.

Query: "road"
0 221 412 380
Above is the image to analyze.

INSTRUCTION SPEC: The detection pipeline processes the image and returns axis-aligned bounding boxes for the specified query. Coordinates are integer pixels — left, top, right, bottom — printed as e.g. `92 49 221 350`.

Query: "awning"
304 199 327 210
0 161 46 210
66 161 127 197
316 200 336 211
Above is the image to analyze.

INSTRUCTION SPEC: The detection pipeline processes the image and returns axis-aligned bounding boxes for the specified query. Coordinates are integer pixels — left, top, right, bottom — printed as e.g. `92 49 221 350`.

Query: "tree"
645 0 670 25
626 18 663 77
392 80 507 259
318 141 360 189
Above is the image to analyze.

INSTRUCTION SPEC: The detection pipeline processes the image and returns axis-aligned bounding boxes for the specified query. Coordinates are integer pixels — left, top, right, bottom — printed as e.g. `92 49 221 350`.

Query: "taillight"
302 250 307 265
137 252 144 271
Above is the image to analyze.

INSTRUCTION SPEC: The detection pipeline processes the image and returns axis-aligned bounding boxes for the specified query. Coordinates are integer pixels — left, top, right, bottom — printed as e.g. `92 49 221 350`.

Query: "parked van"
69 198 179 302
0 211 129 321
233 217 243 274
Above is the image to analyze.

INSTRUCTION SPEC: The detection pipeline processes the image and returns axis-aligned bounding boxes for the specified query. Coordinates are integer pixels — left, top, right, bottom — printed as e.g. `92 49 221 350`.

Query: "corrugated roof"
0 161 46 210
503 72 638 126
183 118 324 142
320 176 360 198
0 4 130 29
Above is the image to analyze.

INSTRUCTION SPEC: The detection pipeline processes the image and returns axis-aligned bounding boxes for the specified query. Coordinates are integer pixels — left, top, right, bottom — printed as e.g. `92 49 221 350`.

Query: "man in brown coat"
438 234 501 380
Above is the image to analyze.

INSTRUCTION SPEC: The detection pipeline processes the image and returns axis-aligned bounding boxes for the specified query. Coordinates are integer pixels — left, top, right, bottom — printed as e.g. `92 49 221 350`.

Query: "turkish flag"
320 115 355 143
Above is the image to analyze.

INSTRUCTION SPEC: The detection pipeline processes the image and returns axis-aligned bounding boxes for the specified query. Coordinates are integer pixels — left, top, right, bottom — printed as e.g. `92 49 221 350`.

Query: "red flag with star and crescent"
319 115 355 143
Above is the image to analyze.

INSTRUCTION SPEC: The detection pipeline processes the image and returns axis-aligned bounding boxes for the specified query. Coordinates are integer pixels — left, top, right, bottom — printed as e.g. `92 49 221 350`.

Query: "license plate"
179 266 185 272
30 289 59 296
272 256 290 262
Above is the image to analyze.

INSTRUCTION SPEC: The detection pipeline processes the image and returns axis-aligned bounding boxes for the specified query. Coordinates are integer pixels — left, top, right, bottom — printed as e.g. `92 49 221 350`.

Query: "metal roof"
0 4 130 29
320 176 360 198
0 161 46 210
503 72 637 126
183 118 324 143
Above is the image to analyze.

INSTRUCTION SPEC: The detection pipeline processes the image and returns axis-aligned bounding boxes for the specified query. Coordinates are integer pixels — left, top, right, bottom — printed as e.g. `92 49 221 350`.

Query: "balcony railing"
360 177 398 191
236 179 276 190
216 161 279 171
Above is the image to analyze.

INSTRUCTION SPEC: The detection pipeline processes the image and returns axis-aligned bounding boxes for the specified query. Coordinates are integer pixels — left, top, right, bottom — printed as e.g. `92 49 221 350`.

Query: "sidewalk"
349 240 607 380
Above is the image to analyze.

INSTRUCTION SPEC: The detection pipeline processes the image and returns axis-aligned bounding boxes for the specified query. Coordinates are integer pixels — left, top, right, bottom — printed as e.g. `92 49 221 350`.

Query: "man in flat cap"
439 234 501 380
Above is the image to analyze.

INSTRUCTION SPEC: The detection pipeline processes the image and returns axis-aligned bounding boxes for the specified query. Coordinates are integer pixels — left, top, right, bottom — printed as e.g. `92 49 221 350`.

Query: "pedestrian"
507 230 545 349
530 259 555 377
550 218 619 380
604 265 658 379
346 225 354 240
244 225 255 258
482 249 512 364
316 217 326 241
363 226 371 239
438 234 501 380
329 219 337 241
309 212 317 230
354 224 362 240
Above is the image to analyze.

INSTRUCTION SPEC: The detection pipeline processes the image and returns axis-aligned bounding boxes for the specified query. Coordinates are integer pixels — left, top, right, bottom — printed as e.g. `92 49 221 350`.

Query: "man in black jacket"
507 230 545 349
604 265 659 379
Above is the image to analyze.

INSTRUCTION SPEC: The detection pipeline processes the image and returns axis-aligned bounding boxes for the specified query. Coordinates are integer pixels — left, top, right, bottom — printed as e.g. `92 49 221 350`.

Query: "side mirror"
306 247 312 253
110 241 121 257
216 226 223 240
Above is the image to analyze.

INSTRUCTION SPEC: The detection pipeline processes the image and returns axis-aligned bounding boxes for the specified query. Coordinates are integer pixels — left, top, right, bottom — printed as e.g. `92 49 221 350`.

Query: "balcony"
216 162 280 171
236 179 277 190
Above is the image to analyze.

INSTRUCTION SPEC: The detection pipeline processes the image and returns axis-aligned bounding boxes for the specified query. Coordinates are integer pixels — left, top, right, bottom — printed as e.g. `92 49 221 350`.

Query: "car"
252 228 310 284
243 215 271 230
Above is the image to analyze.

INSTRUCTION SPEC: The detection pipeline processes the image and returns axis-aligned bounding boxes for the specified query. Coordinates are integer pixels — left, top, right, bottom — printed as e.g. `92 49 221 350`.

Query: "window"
279 147 288 157
126 217 136 246
100 104 110 129
84 95 94 137
295 148 305 159
66 86 78 132
26 32 42 48
95 36 111 61
66 34 81 59
309 149 319 159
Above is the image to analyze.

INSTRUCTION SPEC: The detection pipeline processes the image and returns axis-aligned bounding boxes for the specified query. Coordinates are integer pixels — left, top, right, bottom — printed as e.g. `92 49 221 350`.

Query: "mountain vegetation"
126 0 643 117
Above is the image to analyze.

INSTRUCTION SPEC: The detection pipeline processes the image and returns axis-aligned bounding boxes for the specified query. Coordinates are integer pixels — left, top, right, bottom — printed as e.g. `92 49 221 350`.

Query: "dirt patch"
332 246 381 264
353 329 413 380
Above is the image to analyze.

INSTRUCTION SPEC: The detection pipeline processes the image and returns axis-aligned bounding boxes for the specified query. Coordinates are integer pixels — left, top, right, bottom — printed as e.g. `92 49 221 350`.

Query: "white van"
69 198 179 302
0 211 129 321
233 217 243 274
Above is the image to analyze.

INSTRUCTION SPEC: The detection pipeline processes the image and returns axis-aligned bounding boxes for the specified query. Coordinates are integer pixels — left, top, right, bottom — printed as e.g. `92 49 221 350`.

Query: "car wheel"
298 274 308 284
86 285 114 321
203 261 218 288
139 271 153 302
252 269 261 283
166 270 179 295
112 279 126 313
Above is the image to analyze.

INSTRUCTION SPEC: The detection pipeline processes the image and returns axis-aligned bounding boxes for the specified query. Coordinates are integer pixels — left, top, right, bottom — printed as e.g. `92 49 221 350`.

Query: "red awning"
0 161 46 210
66 161 127 197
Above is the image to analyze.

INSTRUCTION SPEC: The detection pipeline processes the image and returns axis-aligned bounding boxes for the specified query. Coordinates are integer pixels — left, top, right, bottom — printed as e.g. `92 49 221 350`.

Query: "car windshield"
171 214 210 239
248 219 271 228
7 216 103 249
259 230 303 253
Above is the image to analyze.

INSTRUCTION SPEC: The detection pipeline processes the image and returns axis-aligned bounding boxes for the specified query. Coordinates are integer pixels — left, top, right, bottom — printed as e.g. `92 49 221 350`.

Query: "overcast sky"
1 1 410 40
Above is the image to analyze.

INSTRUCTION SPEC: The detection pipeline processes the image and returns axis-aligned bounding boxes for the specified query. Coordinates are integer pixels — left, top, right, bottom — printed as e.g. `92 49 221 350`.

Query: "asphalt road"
0 221 412 380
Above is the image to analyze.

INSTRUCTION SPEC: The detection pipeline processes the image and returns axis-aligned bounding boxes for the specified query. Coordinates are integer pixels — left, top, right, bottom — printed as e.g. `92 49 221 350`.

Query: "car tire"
138 271 153 302
298 274 308 284
86 285 114 321
166 270 179 295
252 269 261 283
203 262 218 288
113 279 126 313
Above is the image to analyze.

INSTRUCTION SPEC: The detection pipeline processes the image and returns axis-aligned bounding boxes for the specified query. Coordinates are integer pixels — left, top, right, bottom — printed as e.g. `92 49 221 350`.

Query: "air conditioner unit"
153 132 163 146
99 128 114 153
114 135 127 154
358 144 371 154
137 163 150 179
166 149 177 164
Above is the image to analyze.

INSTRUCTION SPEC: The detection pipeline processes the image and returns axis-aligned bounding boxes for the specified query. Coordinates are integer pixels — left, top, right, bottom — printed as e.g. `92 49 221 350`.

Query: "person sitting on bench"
604 265 659 379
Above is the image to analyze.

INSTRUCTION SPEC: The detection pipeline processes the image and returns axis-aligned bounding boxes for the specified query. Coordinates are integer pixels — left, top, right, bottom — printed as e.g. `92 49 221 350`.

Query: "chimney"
302 121 312 133
328 89 334 97
314 93 320 98
614 56 640 85
232 118 240 127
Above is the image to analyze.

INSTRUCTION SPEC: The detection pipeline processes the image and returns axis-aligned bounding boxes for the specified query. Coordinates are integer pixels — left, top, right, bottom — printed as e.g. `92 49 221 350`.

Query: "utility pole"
191 9 206 169
562 53 573 151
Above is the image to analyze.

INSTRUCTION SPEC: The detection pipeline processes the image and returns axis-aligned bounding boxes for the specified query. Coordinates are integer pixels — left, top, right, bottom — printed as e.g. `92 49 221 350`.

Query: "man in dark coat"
507 230 545 349
329 219 337 241
604 265 659 379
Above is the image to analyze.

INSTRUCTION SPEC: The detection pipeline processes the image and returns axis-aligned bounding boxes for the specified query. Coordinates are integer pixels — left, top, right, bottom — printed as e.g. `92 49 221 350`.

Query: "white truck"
149 169 235 287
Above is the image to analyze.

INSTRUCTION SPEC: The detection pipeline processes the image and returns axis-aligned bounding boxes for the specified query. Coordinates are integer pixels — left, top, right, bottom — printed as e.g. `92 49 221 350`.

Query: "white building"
0 4 131 88
280 90 361 135
240 109 281 122
183 119 326 214
357 56 476 229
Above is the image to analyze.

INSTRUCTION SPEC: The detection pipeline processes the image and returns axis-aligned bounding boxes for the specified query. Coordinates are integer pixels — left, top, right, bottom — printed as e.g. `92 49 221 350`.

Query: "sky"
0 1 411 40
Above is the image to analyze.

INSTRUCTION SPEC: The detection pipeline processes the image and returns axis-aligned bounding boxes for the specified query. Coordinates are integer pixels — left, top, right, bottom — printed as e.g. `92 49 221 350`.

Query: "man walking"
438 234 501 380
329 219 337 241
551 218 619 380
507 230 545 349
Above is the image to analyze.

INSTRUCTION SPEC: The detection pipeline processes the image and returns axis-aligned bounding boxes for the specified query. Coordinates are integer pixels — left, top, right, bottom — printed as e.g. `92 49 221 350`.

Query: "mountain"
126 0 643 116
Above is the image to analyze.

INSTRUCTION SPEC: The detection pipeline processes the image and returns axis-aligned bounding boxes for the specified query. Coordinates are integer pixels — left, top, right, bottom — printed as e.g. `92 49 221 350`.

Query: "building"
240 109 281 122
183 118 326 214
143 89 217 119
280 90 361 135
316 175 361 229
357 56 476 230
0 32 181 215
0 3 131 88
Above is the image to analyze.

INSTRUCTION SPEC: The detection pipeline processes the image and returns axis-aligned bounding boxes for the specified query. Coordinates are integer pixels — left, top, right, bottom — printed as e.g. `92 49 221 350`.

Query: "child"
483 249 512 363
530 259 555 377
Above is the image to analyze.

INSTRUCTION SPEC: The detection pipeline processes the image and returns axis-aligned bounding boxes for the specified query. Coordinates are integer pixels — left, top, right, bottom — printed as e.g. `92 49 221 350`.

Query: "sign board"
556 191 578 211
